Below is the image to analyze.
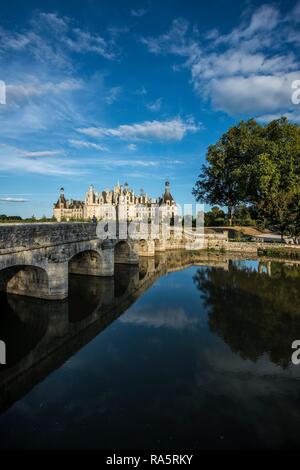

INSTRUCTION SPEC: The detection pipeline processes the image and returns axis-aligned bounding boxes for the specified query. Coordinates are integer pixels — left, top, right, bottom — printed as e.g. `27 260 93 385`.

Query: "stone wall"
203 233 228 250
0 223 97 254
226 241 257 253
227 241 300 255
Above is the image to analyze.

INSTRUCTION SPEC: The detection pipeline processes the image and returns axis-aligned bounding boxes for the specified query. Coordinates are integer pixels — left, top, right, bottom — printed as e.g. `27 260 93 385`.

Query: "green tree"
193 117 300 236
204 207 226 226
232 204 255 226
193 119 262 225
248 119 300 238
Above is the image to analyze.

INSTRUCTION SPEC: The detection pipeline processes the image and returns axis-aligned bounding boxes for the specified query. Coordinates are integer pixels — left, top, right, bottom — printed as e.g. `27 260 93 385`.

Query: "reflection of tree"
193 262 300 368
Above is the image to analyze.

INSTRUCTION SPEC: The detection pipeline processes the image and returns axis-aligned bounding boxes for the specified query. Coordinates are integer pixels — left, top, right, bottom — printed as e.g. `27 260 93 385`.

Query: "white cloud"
0 11 117 69
21 150 62 158
146 98 162 112
141 17 195 57
120 306 199 329
76 156 183 171
131 8 148 17
6 79 82 105
291 1 300 22
66 28 116 60
215 4 280 48
258 110 300 123
127 143 137 151
210 72 300 115
33 12 70 34
104 86 122 104
0 73 86 138
92 159 159 168
142 5 300 118
0 145 84 176
0 197 28 202
68 139 109 151
77 118 199 142
191 51 297 84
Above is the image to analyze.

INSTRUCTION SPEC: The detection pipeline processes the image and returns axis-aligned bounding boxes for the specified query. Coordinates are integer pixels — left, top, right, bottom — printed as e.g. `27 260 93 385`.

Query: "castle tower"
159 180 177 219
165 180 170 195
59 187 66 208
86 184 95 205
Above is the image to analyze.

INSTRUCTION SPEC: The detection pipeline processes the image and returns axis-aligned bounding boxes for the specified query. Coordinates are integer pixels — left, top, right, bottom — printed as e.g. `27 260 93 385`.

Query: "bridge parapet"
0 223 97 254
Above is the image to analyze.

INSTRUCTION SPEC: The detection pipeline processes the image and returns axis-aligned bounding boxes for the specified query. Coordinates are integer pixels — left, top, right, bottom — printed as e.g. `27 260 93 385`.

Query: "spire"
162 180 173 203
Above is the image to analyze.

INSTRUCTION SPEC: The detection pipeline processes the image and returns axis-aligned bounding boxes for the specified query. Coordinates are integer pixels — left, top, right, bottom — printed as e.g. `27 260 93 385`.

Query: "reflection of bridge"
0 223 227 299
0 251 229 413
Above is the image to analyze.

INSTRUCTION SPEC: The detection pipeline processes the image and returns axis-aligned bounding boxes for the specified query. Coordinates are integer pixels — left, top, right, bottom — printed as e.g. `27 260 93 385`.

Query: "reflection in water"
193 260 300 368
0 294 49 368
1 254 300 449
114 264 139 298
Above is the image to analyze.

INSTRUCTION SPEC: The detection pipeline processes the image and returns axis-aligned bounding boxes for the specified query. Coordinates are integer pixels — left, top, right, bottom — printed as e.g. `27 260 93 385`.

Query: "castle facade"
53 181 177 222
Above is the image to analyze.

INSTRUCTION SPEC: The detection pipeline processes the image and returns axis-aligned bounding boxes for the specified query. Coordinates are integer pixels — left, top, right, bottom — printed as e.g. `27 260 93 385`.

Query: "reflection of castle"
53 181 177 222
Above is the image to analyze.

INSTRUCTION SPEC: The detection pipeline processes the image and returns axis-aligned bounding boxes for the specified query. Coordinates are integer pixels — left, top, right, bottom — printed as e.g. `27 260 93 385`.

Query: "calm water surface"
0 254 300 449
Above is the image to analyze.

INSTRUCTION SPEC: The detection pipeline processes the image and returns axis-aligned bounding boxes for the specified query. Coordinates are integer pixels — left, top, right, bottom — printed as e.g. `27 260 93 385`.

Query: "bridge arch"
114 240 138 265
135 238 155 257
115 241 130 263
0 264 49 299
139 239 149 256
68 248 104 276
155 239 161 249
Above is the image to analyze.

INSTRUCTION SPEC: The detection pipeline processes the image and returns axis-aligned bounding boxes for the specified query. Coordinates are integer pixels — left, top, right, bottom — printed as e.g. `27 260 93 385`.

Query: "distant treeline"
0 214 56 223
0 211 252 226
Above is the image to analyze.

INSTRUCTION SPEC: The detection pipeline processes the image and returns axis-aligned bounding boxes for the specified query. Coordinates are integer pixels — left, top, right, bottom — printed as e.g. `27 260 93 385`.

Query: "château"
53 181 177 222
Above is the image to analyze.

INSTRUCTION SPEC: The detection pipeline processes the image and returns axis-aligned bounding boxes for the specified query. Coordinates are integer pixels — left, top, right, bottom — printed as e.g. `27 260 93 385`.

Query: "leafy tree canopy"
193 117 300 237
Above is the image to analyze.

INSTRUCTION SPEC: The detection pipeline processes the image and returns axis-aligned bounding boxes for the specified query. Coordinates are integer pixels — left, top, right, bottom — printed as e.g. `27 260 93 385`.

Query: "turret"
161 180 174 205
86 184 95 204
59 187 66 208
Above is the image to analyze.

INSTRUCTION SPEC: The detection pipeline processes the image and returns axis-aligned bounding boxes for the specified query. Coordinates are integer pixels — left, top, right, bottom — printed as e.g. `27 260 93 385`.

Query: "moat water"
0 253 300 449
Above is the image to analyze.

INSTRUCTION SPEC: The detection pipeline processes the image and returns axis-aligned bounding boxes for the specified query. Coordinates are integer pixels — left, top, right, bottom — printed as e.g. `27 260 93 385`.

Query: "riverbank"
225 241 300 260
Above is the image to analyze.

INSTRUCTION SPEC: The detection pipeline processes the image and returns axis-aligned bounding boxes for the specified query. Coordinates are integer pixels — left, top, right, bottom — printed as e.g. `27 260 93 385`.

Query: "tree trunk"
228 205 233 226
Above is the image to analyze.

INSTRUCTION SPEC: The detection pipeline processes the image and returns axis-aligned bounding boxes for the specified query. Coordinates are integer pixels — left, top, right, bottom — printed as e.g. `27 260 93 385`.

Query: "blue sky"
0 0 299 217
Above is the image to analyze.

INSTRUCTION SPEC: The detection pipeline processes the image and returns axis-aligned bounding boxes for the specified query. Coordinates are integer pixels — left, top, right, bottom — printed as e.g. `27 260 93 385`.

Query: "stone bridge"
0 223 228 300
